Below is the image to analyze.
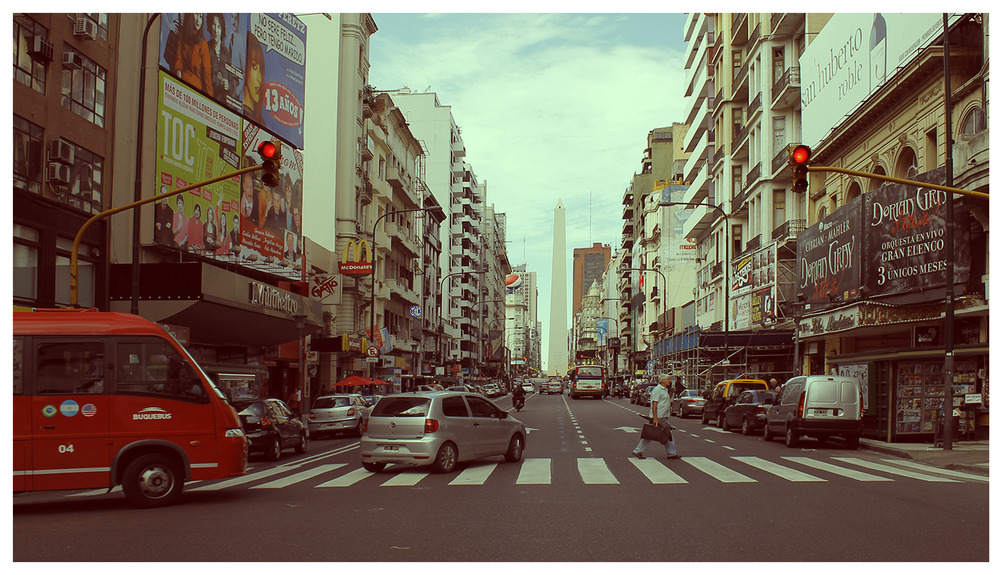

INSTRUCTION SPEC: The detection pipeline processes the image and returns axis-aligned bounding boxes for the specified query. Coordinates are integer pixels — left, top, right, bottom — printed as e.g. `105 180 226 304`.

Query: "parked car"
362 395 381 407
633 383 657 407
360 391 526 473
701 379 770 426
670 389 706 418
721 389 778 434
308 394 371 438
483 384 502 398
521 382 536 393
763 375 864 448
542 381 563 394
232 398 307 461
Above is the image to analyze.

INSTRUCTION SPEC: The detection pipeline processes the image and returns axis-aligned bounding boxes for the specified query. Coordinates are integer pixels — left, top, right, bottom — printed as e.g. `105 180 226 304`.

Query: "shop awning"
333 376 390 387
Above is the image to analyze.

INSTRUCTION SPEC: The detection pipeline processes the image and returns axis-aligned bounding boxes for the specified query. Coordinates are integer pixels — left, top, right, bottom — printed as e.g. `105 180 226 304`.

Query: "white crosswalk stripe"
733 456 826 482
516 458 552 484
578 458 619 484
629 458 687 484
685 456 756 483
315 467 373 488
380 469 429 486
832 457 960 482
450 463 497 485
188 465 297 491
782 457 893 481
881 459 988 482
251 464 346 489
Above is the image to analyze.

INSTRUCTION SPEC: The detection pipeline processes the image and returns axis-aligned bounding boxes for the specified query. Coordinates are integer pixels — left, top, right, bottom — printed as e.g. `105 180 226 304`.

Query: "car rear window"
234 402 263 419
576 367 603 378
313 397 351 408
372 397 430 417
731 382 767 395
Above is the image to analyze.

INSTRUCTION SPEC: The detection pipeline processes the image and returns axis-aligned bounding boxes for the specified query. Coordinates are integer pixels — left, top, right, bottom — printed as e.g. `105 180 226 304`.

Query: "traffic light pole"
70 164 265 307
804 165 988 199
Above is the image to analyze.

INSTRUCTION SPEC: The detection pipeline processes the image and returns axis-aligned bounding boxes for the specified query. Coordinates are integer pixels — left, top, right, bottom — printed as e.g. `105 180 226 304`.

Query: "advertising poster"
243 13 307 148
154 72 241 261
797 198 864 306
159 13 249 113
731 243 776 298
864 167 970 297
240 123 304 279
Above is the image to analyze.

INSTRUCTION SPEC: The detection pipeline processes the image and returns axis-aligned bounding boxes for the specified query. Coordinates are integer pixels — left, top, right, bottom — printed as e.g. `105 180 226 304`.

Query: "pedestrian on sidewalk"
632 373 680 460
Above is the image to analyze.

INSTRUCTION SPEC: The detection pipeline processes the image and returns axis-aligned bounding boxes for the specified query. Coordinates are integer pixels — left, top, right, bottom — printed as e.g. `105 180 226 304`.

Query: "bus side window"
35 341 105 394
14 338 24 395
117 339 206 403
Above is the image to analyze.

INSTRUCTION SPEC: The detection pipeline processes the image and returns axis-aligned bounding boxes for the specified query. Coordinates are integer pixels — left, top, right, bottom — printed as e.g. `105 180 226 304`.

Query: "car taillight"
348 408 357 417
363 418 368 432
261 417 272 428
859 388 865 416
309 412 316 420
797 392 805 420
424 418 440 433
755 405 766 415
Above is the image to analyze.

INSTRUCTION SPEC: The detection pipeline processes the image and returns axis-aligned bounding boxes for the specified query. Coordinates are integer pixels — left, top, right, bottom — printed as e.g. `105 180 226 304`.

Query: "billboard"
797 199 864 305
800 13 957 147
153 72 242 262
159 13 307 149
731 243 778 329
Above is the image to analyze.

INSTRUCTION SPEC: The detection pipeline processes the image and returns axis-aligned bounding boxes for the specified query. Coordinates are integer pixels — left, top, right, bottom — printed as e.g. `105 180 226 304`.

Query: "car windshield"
313 397 351 408
372 397 430 417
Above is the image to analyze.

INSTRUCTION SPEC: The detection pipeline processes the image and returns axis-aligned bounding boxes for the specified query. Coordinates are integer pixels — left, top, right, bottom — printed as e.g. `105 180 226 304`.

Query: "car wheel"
741 417 751 436
121 454 183 508
845 434 860 450
763 422 774 441
362 461 386 473
432 442 458 473
785 425 799 448
720 413 730 431
295 432 307 454
266 435 282 461
680 406 689 418
504 434 525 462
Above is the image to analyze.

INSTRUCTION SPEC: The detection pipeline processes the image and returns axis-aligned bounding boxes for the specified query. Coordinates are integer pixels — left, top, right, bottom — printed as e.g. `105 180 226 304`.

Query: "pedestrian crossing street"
65 454 986 498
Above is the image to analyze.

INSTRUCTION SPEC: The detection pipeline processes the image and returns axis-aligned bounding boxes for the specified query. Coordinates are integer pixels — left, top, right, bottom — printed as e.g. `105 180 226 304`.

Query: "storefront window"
895 360 978 434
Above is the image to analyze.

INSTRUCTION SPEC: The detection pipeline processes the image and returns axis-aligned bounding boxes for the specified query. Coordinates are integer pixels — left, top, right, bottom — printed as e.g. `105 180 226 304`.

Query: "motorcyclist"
512 382 526 407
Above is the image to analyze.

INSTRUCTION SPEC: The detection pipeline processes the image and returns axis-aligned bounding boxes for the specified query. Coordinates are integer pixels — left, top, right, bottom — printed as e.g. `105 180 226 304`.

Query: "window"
36 340 106 394
14 338 25 395
13 15 48 93
117 339 207 402
13 224 39 303
68 13 110 41
13 115 44 194
441 396 470 417
773 189 786 225
960 106 986 135
55 236 96 308
467 396 499 418
57 141 105 214
895 147 918 180
61 47 107 127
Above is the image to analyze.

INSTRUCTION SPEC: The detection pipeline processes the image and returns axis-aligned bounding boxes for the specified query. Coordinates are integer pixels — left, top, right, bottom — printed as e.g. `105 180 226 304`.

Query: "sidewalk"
860 437 990 476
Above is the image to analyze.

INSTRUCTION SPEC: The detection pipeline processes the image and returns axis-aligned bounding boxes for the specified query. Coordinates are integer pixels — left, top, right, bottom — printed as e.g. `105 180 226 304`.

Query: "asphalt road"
13 392 989 562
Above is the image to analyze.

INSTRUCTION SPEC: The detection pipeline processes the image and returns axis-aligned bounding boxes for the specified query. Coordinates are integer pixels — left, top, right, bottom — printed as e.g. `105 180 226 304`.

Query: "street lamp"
368 206 444 389
658 201 730 369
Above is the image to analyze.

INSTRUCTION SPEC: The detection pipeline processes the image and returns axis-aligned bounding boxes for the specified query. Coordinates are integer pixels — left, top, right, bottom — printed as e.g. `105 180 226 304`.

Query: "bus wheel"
122 454 184 508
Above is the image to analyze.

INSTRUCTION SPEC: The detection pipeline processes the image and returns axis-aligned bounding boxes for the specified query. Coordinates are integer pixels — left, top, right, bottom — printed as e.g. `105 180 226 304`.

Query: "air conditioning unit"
74 17 98 40
46 162 71 185
62 51 83 70
29 36 54 62
49 139 75 165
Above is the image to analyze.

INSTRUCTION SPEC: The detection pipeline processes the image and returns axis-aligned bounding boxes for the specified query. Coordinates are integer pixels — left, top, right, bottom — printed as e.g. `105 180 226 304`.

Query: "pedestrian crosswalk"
186 453 986 492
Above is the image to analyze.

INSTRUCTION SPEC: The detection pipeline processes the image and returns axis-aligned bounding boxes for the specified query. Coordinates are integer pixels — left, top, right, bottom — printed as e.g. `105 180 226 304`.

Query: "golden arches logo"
339 240 373 276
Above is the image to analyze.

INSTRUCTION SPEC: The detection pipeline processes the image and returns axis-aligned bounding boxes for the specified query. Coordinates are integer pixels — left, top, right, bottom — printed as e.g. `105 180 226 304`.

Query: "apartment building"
506 264 541 377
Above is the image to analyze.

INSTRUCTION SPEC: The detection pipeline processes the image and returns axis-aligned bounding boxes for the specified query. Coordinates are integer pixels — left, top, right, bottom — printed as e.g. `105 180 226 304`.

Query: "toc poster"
240 123 304 279
797 198 864 306
159 13 248 114
154 72 242 261
160 13 306 149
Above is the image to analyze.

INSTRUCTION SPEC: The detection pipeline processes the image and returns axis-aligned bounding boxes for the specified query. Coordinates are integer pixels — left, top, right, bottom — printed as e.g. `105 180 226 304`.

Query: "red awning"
333 375 390 387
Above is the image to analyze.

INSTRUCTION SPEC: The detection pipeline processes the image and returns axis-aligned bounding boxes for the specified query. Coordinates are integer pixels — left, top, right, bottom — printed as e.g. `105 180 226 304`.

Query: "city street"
13 392 989 562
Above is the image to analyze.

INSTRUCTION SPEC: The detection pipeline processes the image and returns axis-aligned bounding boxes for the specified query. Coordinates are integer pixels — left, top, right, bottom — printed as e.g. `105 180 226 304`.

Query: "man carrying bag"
632 374 681 460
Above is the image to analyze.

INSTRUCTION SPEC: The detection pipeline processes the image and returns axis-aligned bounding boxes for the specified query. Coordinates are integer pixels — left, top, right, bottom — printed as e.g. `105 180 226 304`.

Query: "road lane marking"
578 458 619 484
315 468 373 487
250 464 347 489
782 457 892 481
382 471 429 486
733 456 826 482
833 457 959 482
516 458 551 484
684 457 756 483
188 466 293 491
629 458 687 484
881 459 988 482
449 463 497 485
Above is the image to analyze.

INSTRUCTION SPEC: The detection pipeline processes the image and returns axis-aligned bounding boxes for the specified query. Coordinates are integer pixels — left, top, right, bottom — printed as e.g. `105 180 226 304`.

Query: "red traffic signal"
256 140 282 188
789 144 811 193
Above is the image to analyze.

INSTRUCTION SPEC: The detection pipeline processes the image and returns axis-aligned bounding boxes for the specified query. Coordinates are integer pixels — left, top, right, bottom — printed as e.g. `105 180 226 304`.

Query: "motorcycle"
513 396 525 411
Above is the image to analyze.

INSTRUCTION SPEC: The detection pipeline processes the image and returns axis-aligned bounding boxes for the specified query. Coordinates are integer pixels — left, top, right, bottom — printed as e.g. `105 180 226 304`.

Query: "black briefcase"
640 423 672 443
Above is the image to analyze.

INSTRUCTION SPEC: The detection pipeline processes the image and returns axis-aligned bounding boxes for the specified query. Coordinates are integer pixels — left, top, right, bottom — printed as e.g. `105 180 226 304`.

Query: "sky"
368 12 690 370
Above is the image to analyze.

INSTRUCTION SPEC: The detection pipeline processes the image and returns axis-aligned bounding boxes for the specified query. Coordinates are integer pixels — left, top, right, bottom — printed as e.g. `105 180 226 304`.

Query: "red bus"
13 309 248 507
569 365 607 399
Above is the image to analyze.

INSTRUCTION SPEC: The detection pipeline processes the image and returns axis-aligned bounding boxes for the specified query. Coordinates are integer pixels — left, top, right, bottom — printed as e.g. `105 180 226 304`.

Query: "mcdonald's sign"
339 239 373 276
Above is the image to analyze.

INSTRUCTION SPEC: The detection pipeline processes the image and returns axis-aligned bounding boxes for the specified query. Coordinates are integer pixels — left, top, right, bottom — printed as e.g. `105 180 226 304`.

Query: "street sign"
409 305 422 318
365 357 378 363
366 346 379 357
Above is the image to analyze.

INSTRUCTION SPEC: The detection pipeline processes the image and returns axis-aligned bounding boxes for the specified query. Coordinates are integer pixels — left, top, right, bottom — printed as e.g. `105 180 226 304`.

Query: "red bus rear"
13 308 247 507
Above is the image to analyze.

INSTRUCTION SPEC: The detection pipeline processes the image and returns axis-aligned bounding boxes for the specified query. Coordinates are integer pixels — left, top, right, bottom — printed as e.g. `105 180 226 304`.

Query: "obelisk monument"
547 200 568 376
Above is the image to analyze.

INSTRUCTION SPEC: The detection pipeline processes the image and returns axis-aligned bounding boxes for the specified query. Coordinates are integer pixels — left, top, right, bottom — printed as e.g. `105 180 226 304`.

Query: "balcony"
360 136 374 162
744 162 761 193
771 13 805 36
747 24 761 56
771 67 801 110
747 92 762 123
732 123 750 160
386 162 410 190
731 13 748 45
773 219 806 242
745 233 761 253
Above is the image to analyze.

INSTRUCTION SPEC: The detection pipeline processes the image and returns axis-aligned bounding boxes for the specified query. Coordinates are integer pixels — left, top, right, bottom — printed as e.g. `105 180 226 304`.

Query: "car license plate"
382 445 398 452
813 409 829 416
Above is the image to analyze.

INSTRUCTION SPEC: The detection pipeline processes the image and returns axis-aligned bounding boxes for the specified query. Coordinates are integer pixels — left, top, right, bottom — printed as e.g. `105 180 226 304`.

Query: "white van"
763 375 864 448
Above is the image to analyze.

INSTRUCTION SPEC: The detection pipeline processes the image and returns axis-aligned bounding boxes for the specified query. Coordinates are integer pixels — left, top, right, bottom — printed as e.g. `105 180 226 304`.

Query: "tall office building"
547 200 568 376
572 243 611 314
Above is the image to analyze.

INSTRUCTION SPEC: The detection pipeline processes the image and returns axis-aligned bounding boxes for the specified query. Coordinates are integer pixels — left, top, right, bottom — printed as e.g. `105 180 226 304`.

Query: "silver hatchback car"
308 394 370 438
360 391 526 473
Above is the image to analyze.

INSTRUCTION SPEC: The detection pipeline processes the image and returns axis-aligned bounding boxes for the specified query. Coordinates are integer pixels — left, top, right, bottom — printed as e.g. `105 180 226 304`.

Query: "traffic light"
257 140 281 188
789 144 811 193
